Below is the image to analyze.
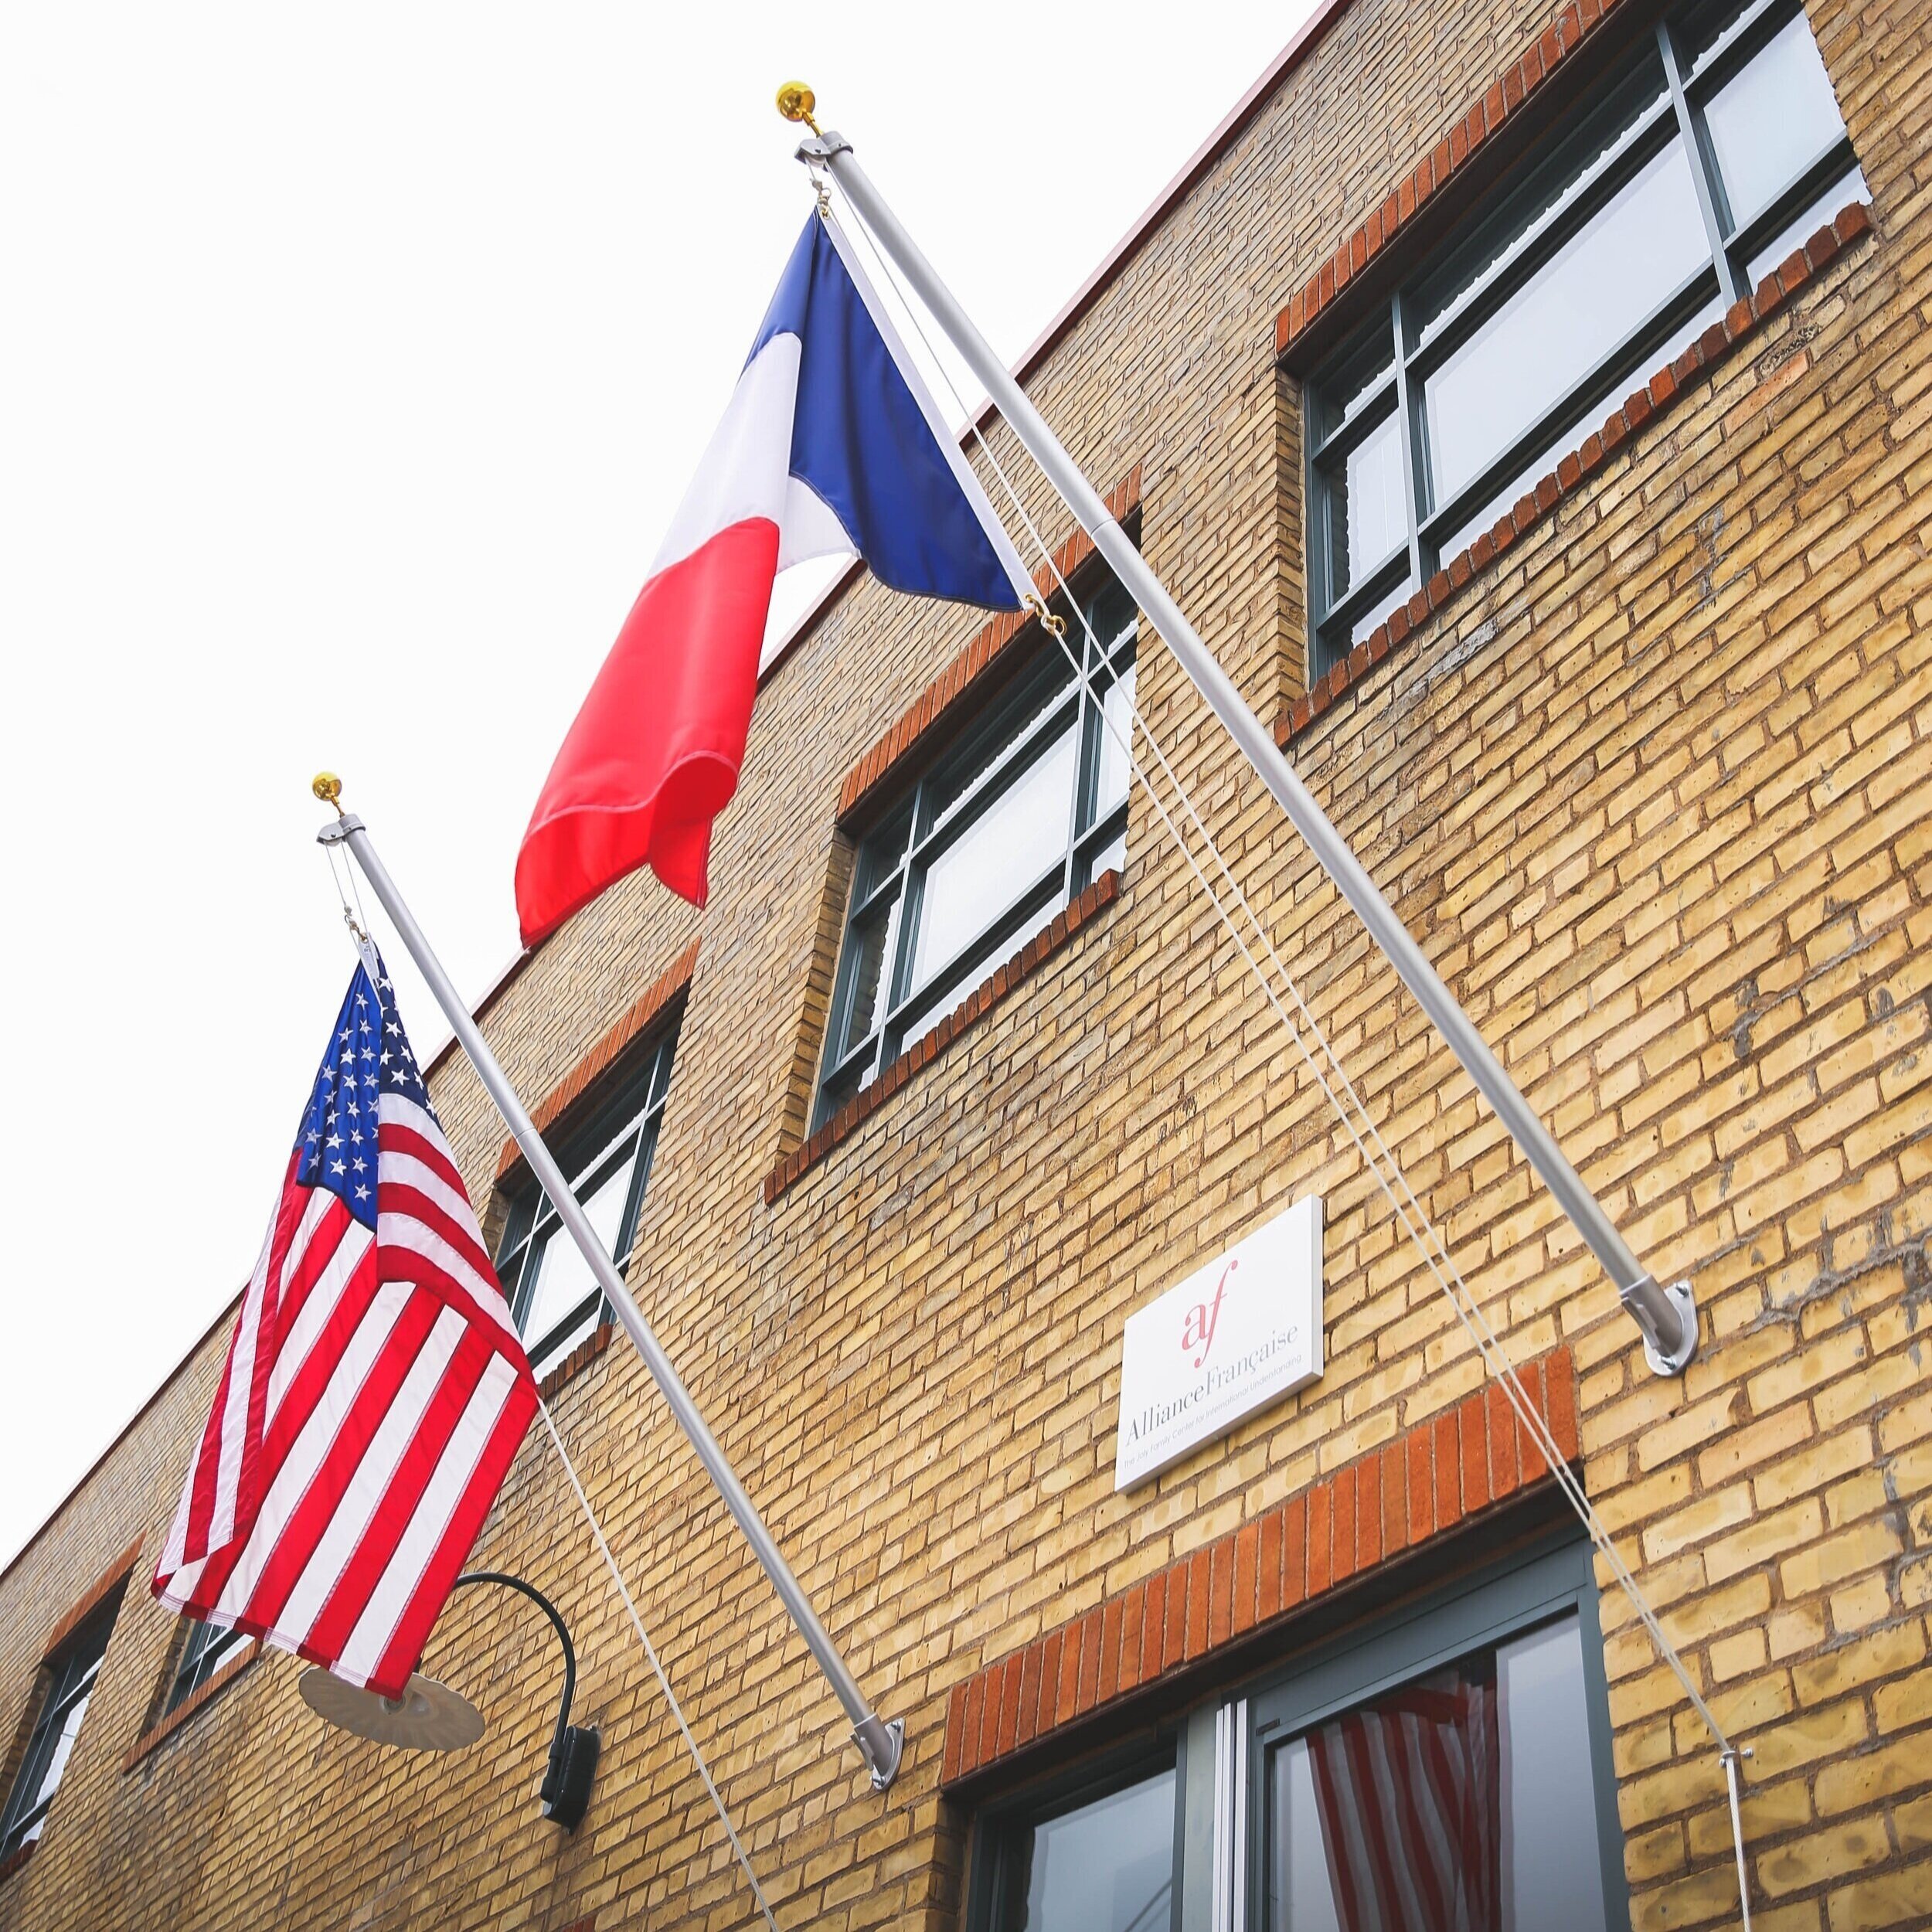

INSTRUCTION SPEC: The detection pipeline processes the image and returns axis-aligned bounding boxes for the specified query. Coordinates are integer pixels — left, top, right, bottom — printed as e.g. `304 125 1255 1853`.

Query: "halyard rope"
539 1399 781 1932
826 199 1743 1804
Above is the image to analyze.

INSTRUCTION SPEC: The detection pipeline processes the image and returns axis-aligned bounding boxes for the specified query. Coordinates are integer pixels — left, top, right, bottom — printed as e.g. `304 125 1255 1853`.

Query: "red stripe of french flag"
515 335 831 944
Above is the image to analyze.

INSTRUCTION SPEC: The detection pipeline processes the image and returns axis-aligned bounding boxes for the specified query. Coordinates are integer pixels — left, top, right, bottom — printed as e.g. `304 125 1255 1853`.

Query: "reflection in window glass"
1415 63 1669 352
1265 1614 1610 1932
1002 1767 1177 1932
1702 13 1849 231
913 721 1079 992
0 1596 121 1861
1094 659 1138 824
1329 413 1406 596
1434 291 1725 561
1425 138 1709 509
1347 572 1417 651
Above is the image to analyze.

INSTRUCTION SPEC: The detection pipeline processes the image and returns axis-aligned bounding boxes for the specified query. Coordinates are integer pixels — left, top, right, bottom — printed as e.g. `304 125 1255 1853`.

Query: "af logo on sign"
1114 1196 1324 1491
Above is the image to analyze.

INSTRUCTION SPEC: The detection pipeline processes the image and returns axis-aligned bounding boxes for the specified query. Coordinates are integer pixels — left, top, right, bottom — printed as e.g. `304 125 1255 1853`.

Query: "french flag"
515 212 1029 947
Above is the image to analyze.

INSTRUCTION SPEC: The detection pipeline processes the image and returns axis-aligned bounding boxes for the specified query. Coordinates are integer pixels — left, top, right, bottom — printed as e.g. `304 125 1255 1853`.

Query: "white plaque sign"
1114 1196 1324 1491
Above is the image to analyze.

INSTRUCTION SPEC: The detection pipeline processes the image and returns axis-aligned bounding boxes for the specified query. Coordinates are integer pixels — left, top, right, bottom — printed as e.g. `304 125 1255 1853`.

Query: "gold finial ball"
311 770 343 805
776 81 817 126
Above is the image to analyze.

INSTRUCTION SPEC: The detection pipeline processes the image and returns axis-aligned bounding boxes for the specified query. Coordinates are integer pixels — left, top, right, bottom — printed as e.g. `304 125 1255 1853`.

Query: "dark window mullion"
1390 289 1430 588
1306 373 1399 464
1659 16 1744 304
1724 130 1858 259
1315 525 1416 675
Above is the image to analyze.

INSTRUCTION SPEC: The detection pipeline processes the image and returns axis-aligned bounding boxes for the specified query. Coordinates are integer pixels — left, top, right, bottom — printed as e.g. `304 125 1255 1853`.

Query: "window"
816 577 1138 1128
974 1753 1181 1932
966 1536 1626 1932
162 1618 245 1717
1254 1543 1624 1930
0 1591 121 1862
495 1014 680 1377
1305 0 1864 675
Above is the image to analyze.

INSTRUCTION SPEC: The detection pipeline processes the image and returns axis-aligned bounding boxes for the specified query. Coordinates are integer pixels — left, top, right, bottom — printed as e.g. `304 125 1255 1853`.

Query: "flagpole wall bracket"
1631 1276 1699 1377
852 1713 904 1793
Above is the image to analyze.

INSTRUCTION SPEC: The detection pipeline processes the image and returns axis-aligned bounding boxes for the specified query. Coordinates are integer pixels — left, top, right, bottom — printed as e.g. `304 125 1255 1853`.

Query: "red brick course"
1279 203 1874 746
941 1346 1579 1786
495 938 699 1182
39 1541 140 1661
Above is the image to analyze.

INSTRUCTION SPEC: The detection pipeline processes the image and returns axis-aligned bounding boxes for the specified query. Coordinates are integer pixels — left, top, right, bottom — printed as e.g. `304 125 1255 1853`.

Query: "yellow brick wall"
1 0 1926 1926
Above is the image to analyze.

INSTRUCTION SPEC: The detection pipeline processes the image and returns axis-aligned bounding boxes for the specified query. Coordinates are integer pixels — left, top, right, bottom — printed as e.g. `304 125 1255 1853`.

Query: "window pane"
1316 328 1396 445
1433 291 1725 561
1745 162 1867 286
1093 661 1138 824
519 1155 632 1345
1415 63 1668 352
1703 13 1848 231
1007 1767 1176 1932
1498 1617 1608 1932
853 801 913 903
924 669 1074 838
1264 1614 1610 1932
1326 411 1406 600
912 720 1079 992
900 890 1060 1046
1425 138 1709 512
1089 824 1127 879
26 1684 94 1821
836 888 901 1059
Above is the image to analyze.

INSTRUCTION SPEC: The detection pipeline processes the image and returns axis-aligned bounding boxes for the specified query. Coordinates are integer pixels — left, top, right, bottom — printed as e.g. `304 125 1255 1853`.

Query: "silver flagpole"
313 782 903 1791
788 106 1699 1376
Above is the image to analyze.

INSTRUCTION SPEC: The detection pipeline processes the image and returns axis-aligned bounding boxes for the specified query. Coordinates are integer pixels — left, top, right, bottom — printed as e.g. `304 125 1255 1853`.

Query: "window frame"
1304 0 1861 676
162 1617 246 1718
0 1594 120 1862
493 1012 682 1377
966 1732 1186 1932
814 576 1138 1130
1244 1532 1630 1931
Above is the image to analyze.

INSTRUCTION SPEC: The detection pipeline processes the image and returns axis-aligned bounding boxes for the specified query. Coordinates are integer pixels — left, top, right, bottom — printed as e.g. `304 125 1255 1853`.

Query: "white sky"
0 1 1317 1571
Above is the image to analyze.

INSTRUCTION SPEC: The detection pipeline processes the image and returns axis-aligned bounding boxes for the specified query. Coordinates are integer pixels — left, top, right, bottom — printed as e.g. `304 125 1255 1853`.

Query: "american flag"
1306 1668 1500 1932
153 947 537 1700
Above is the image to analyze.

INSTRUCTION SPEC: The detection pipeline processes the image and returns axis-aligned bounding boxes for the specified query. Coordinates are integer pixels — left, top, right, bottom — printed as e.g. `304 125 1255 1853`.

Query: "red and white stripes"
155 1093 536 1700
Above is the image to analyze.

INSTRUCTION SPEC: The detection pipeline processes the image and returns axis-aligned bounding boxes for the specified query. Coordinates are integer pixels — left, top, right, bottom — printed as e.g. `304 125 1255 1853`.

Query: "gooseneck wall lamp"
299 1570 600 1830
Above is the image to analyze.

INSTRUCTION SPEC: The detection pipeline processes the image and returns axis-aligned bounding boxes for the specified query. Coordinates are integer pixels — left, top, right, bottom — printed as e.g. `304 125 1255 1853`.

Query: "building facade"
4 0 1928 1923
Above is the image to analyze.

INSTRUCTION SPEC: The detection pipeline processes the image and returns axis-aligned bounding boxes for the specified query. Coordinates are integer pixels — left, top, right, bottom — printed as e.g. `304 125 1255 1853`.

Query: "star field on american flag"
296 951 434 1226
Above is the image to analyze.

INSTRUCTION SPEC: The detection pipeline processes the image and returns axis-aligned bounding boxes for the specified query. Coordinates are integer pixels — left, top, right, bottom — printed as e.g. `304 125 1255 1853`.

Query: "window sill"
1279 200 1874 748
766 869 1124 1204
536 1321 616 1403
0 1840 33 1889
121 1641 260 1772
